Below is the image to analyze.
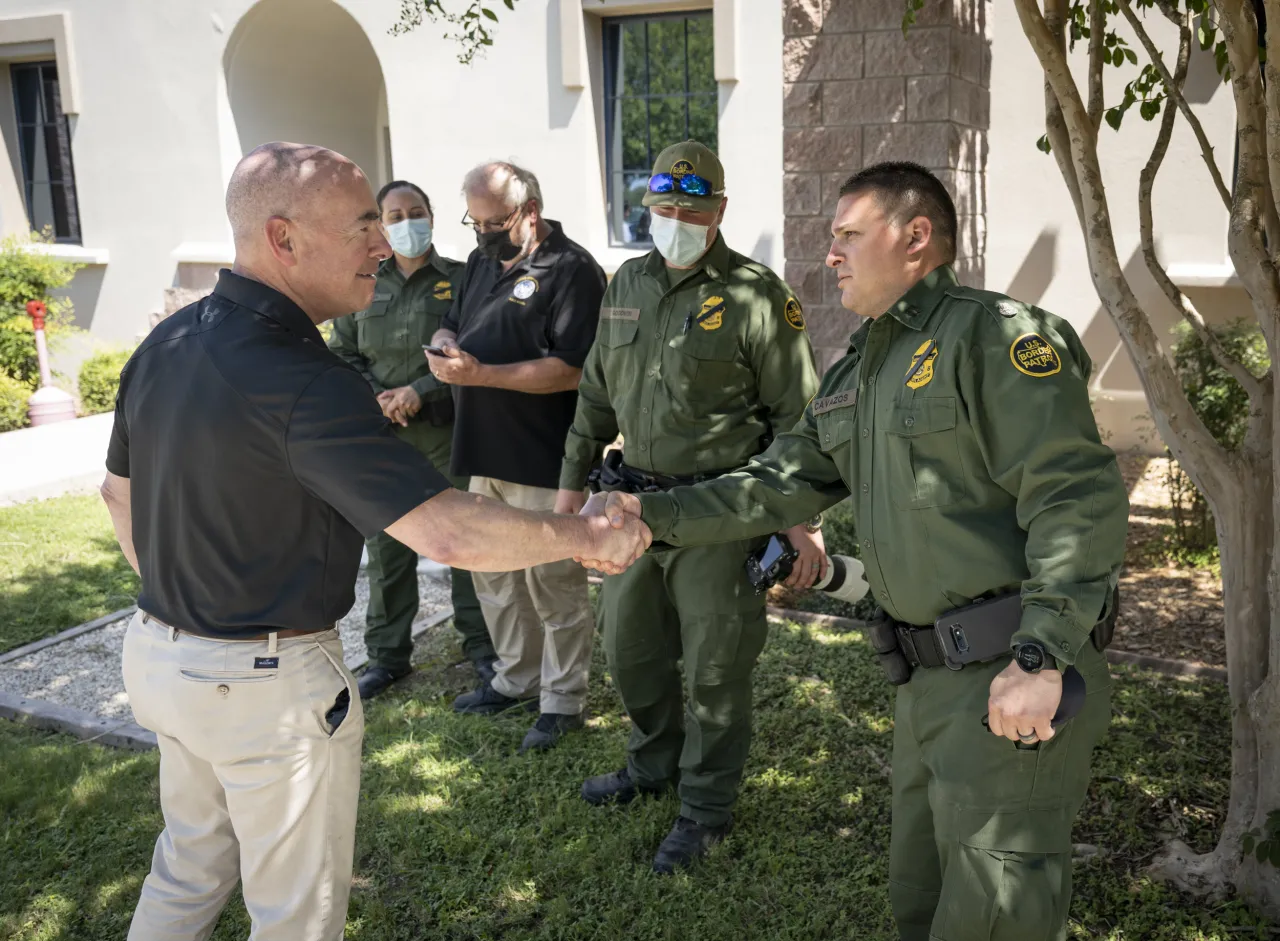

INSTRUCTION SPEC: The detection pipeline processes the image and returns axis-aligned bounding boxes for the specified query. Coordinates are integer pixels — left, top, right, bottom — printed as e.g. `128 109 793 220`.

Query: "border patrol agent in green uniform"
328 180 494 699
556 141 822 873
585 163 1127 935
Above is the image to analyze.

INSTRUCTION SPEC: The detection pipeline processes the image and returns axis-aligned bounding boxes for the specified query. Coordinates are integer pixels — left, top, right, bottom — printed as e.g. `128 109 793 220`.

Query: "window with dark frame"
11 60 81 244
603 13 716 248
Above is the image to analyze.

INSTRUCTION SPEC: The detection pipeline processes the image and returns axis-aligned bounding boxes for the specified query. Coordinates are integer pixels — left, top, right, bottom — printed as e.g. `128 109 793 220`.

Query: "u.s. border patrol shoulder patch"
784 297 805 331
1010 333 1062 377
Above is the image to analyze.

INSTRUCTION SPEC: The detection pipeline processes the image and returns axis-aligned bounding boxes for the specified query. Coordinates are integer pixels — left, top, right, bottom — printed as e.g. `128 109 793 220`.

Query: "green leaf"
1125 47 1138 65
1271 841 1280 868
1258 840 1271 864
1245 834 1257 854
481 6 497 20
1198 21 1215 51
1036 134 1052 154
1105 107 1124 131
1140 99 1161 120
503 0 513 8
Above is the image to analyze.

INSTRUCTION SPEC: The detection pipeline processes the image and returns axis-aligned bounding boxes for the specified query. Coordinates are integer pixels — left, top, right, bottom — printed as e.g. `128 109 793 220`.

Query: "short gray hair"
462 161 544 213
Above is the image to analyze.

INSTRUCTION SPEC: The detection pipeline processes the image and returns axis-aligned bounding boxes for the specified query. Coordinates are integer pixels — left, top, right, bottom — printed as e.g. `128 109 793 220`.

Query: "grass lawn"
0 494 139 653
0 612 1270 941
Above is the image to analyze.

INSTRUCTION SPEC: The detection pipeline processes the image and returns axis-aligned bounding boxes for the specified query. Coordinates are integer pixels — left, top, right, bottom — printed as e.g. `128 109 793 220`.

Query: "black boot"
452 680 538 715
474 655 498 685
519 712 585 753
357 665 411 700
580 767 669 806
652 815 732 874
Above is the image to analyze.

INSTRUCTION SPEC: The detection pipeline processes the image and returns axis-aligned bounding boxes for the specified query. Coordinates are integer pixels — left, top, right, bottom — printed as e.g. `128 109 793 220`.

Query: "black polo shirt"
442 220 605 488
105 270 450 638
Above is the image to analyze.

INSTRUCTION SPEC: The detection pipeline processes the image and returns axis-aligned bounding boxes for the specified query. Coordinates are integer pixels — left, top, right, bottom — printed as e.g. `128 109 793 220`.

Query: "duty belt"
893 621 950 670
587 449 735 495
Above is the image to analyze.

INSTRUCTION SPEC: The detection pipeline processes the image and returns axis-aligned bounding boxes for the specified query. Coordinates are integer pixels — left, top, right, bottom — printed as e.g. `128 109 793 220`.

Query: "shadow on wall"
1004 229 1056 307
53 264 106 333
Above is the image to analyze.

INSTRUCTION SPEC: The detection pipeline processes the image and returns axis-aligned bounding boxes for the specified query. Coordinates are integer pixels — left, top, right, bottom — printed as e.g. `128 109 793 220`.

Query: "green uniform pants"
599 538 768 827
363 420 491 674
888 640 1112 941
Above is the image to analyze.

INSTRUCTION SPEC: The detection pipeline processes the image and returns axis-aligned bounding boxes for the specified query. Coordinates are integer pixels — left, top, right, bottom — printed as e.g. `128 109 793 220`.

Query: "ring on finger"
1017 731 1038 743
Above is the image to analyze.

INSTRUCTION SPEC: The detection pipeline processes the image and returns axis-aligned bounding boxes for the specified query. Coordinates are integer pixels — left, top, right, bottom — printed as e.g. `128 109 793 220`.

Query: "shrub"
78 349 132 416
0 232 82 389
0 371 29 431
1165 320 1271 555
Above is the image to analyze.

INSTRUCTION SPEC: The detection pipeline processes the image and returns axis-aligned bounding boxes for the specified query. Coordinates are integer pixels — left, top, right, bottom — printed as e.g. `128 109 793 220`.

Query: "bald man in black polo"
101 142 649 941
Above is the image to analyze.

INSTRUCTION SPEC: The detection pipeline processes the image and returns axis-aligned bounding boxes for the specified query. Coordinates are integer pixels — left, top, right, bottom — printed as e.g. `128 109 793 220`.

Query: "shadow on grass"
0 531 138 653
0 617 1270 941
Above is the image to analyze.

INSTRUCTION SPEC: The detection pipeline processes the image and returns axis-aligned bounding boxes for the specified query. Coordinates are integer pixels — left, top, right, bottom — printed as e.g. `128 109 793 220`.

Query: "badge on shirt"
784 297 805 331
512 277 539 301
433 280 452 301
698 296 725 331
905 340 939 390
1009 333 1062 377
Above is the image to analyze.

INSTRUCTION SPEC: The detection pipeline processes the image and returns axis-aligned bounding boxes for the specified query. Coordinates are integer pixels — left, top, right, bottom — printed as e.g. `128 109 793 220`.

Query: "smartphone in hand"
423 344 448 356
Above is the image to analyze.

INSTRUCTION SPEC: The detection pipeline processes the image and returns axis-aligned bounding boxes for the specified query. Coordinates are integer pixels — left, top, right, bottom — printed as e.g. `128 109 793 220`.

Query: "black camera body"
745 534 802 593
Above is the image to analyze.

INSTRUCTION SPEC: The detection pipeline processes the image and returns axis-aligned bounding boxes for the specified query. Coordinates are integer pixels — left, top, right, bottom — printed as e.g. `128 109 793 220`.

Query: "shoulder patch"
784 297 805 331
1010 333 1062 377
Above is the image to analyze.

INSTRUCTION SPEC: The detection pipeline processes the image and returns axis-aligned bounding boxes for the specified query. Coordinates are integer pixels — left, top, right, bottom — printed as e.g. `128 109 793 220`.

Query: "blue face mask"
385 218 433 258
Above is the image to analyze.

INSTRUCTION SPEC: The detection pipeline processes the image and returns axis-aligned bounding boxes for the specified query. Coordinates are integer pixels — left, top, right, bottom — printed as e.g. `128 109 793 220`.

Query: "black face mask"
477 227 522 263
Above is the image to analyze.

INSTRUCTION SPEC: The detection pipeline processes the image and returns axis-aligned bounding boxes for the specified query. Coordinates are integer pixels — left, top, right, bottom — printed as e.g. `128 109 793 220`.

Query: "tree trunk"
1151 453 1274 907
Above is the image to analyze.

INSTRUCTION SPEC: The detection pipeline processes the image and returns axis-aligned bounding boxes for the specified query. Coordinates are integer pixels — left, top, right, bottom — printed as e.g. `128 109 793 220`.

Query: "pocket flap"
670 329 739 362
599 318 639 348
888 397 957 437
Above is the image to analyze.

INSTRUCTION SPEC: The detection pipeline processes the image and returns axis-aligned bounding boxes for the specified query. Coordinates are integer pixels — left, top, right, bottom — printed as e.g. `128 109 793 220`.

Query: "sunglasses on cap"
648 172 717 198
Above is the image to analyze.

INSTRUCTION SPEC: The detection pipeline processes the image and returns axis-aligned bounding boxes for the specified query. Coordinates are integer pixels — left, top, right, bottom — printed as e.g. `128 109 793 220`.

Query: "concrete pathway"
0 413 114 505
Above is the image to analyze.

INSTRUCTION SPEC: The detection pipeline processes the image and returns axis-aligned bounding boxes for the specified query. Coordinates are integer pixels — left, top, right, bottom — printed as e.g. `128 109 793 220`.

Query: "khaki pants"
122 612 364 941
468 476 594 714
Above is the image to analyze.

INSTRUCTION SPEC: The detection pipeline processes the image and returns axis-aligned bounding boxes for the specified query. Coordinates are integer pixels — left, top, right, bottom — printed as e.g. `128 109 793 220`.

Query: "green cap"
641 140 725 212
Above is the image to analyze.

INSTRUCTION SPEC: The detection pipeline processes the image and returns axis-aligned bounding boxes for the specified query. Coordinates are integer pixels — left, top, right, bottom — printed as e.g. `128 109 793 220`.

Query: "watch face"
1016 644 1045 673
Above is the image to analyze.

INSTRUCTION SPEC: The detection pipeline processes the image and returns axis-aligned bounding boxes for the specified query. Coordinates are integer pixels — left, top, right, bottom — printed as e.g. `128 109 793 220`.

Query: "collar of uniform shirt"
213 269 324 345
642 230 731 285
883 264 958 331
377 246 447 284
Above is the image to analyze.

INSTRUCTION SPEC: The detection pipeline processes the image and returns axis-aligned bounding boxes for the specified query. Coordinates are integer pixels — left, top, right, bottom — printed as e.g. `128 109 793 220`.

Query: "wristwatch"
803 513 823 534
1012 641 1048 675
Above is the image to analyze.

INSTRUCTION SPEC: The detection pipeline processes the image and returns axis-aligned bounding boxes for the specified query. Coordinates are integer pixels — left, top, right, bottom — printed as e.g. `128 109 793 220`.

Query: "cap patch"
1010 333 1062 377
784 298 806 331
905 340 939 390
671 160 695 179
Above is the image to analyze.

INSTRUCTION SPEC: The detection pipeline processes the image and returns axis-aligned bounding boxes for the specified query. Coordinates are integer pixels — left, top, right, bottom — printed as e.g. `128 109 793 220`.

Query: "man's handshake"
573 491 648 574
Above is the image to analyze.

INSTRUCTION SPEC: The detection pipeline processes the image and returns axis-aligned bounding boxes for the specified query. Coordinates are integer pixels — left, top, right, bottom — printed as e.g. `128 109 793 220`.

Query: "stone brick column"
782 0 990 371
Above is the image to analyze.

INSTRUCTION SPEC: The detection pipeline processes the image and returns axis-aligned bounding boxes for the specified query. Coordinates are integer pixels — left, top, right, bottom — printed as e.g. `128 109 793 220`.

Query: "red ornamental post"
25 298 76 426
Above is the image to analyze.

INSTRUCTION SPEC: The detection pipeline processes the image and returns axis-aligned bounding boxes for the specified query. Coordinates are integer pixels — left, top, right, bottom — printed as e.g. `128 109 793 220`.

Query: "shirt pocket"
667 325 743 388
354 300 392 352
599 317 640 349
885 396 964 509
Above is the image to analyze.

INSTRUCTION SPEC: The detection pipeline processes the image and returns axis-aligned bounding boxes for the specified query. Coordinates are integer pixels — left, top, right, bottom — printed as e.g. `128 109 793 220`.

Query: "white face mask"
650 212 711 268
384 218 433 258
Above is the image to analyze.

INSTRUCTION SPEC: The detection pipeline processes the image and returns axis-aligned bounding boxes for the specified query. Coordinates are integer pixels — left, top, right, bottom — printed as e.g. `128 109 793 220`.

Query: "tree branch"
1087 1 1106 131
1120 0 1232 211
1138 9 1266 400
1214 0 1280 329
1013 0 1233 497
1044 0 1087 231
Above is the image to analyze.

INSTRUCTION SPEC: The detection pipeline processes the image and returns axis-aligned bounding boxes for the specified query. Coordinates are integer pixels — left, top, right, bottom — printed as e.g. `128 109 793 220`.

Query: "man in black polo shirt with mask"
100 143 648 941
428 160 605 753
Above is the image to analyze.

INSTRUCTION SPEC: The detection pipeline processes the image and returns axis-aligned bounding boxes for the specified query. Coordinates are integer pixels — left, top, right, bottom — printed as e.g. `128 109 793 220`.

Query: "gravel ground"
0 571 454 724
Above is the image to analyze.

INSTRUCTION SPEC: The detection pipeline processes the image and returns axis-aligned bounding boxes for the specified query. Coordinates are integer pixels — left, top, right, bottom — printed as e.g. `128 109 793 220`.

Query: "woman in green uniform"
328 180 494 699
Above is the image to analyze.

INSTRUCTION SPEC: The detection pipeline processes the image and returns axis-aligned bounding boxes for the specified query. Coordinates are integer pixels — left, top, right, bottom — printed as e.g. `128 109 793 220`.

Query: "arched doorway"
222 0 390 188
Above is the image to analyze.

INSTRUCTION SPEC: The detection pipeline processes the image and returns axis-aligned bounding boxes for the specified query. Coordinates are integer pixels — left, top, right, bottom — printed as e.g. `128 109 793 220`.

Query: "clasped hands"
566 490 650 576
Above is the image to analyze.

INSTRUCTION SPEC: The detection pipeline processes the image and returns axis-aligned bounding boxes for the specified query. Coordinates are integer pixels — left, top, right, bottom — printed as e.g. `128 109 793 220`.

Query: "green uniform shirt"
559 235 819 489
637 266 1129 665
328 250 464 403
